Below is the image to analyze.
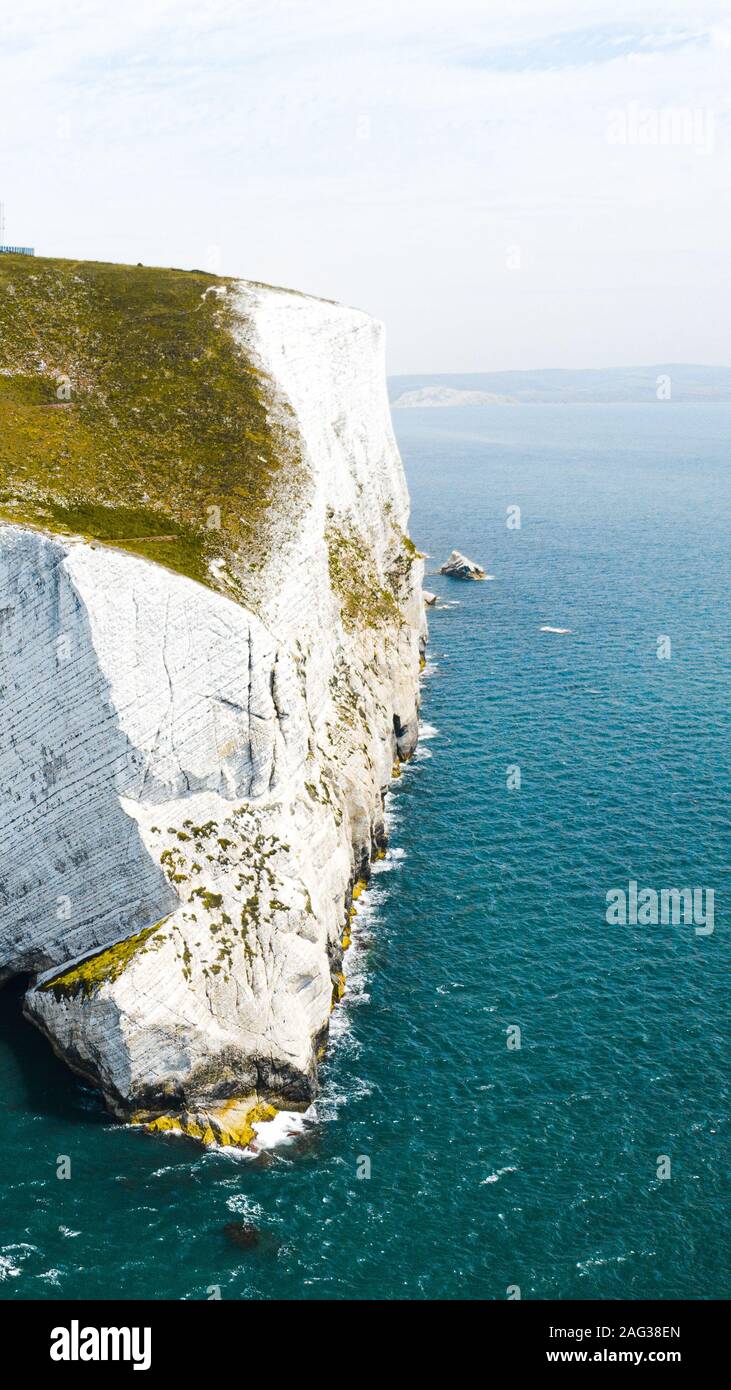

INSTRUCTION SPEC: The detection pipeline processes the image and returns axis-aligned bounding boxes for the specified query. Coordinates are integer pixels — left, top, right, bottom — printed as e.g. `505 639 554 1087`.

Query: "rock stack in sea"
438 549 486 579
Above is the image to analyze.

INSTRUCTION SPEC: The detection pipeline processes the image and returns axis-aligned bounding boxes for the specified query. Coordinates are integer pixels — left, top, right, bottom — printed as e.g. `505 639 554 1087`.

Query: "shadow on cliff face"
0 527 178 981
0 974 106 1127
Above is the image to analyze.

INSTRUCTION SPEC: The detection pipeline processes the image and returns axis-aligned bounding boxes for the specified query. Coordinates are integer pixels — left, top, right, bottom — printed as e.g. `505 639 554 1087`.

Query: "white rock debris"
0 282 426 1143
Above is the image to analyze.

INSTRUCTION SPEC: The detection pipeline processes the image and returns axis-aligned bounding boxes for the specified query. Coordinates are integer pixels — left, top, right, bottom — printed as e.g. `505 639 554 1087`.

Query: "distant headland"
389 364 731 407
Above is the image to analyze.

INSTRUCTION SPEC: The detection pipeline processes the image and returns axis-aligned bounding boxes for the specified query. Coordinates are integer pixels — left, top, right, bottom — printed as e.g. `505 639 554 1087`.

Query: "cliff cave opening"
0 973 99 1125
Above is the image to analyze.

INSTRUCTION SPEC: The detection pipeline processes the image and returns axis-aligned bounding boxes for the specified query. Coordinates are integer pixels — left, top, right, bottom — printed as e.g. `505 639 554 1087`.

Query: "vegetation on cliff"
0 254 304 599
39 921 168 1000
326 511 418 629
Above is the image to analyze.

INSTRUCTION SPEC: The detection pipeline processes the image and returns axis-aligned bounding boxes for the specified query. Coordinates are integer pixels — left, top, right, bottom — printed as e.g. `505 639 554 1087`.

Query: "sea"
1 403 729 1300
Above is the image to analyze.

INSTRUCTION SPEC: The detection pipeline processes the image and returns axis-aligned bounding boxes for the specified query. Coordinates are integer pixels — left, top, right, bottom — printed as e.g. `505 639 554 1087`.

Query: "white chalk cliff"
0 280 425 1146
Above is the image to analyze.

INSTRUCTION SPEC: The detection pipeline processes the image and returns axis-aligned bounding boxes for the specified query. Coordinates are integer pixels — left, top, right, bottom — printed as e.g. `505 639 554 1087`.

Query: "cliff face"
0 259 425 1146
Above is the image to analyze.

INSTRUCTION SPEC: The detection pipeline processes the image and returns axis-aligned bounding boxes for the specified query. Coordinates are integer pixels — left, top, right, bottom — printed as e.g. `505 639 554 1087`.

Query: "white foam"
251 1108 311 1151
380 845 406 864
576 1249 655 1274
481 1165 517 1185
225 1193 264 1218
0 1243 35 1281
539 625 572 634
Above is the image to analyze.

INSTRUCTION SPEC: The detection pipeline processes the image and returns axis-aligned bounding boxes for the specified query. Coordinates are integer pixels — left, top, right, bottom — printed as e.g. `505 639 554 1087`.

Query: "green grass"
0 254 305 599
326 516 398 628
326 512 419 629
39 921 168 1000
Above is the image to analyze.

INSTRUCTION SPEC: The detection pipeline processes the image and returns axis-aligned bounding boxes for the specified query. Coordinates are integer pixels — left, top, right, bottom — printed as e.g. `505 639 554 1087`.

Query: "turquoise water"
1 403 729 1300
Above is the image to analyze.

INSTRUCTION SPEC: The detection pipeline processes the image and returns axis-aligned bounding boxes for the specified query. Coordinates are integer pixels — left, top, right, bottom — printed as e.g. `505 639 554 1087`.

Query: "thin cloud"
0 0 729 369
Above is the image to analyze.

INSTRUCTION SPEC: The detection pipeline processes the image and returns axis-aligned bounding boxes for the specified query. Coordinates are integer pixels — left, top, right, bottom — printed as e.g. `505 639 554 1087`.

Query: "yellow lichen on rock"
343 875 368 953
212 1097 277 1148
143 1113 179 1135
139 1112 203 1141
40 919 169 1000
331 972 346 1007
133 1096 277 1149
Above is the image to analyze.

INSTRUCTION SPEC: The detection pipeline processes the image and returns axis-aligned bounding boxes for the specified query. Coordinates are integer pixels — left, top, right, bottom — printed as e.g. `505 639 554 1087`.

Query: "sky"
1 0 730 371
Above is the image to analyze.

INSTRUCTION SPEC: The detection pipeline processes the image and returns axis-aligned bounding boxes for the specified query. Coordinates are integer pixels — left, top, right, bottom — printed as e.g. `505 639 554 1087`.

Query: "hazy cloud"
1 0 729 368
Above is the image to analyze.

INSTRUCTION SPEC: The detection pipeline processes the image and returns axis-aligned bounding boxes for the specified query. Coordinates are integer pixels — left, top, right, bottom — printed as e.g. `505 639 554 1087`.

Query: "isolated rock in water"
438 550 486 580
423 590 438 606
223 1223 260 1251
0 256 426 1147
223 1222 280 1255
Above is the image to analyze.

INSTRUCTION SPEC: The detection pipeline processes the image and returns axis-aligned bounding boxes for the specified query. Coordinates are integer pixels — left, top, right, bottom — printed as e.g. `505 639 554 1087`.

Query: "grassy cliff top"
0 255 304 598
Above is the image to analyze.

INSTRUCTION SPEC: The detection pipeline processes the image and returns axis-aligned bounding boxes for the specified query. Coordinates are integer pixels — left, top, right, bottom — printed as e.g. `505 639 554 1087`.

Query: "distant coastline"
389 364 731 407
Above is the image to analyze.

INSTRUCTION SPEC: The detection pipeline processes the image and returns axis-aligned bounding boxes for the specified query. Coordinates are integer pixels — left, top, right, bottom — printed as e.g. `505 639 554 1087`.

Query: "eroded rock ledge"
0 269 426 1145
